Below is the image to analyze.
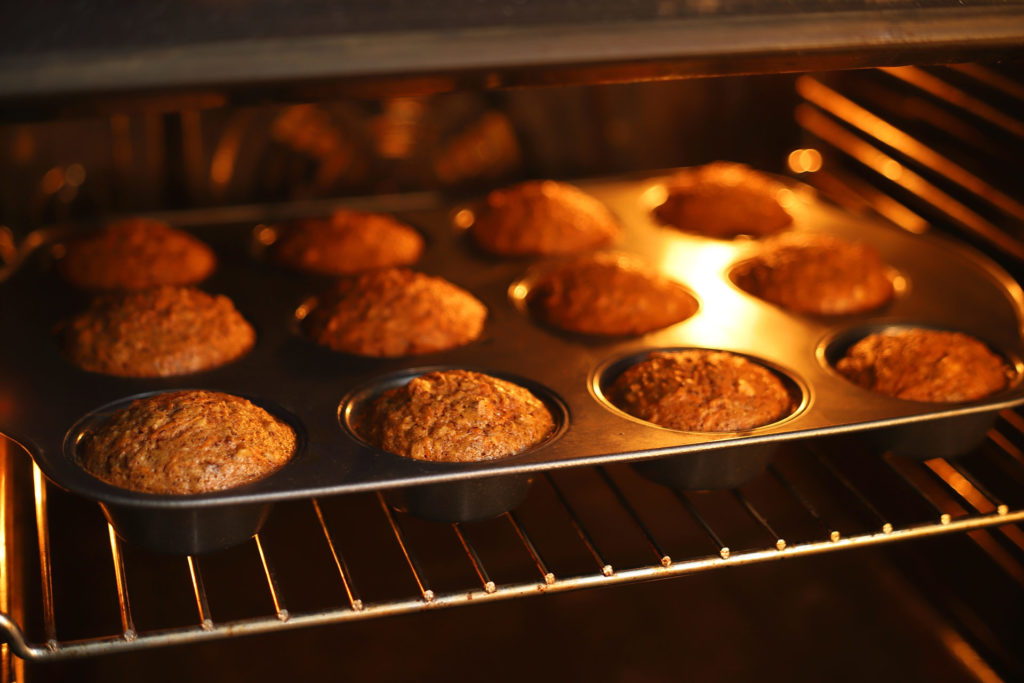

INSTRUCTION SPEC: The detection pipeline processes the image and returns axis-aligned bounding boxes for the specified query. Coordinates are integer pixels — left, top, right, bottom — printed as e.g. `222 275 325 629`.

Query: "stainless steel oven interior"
1 3 1024 681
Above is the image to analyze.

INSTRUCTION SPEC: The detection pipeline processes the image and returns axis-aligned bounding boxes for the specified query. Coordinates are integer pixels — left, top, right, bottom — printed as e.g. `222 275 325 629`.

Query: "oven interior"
1 34 1023 683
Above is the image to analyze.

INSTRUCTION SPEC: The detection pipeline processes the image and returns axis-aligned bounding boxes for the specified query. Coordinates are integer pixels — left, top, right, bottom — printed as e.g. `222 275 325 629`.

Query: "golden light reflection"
787 148 822 174
881 159 903 181
639 184 668 210
453 208 475 229
254 225 278 246
774 187 799 212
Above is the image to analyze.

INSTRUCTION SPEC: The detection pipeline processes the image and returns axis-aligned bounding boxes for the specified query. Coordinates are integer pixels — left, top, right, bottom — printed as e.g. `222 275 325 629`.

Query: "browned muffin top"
652 162 793 239
63 286 255 378
607 350 793 432
737 233 894 315
836 328 1011 402
358 369 555 462
59 217 216 290
529 254 698 336
469 180 619 256
304 268 487 357
273 209 424 276
79 390 296 495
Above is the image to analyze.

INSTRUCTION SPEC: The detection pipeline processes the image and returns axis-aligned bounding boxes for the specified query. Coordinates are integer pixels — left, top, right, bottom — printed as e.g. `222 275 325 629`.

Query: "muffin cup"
595 348 806 490
821 323 1020 460
630 444 777 490
386 474 534 523
100 500 272 556
64 390 303 555
341 367 567 523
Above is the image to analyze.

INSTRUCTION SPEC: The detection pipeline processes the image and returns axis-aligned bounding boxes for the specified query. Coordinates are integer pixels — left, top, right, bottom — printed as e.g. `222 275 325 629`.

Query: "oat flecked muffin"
59 217 216 290
469 180 619 256
358 369 555 462
836 328 1011 402
63 286 255 377
736 233 894 315
273 209 424 276
607 350 793 432
79 390 296 495
652 162 793 239
528 254 698 336
304 268 487 356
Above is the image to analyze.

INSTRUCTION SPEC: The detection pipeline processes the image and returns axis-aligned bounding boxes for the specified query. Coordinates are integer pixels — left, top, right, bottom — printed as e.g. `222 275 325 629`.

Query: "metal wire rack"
1 406 1022 663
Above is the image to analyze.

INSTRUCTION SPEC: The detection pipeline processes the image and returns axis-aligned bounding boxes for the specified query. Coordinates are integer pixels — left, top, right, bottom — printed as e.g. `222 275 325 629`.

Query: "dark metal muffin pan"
1 171 1023 553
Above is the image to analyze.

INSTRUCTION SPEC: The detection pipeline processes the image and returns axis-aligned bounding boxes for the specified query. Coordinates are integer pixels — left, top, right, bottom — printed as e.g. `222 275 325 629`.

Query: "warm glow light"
640 184 668 210
64 163 86 187
787 148 822 174
453 208 475 229
881 159 904 181
255 225 278 246
40 167 64 194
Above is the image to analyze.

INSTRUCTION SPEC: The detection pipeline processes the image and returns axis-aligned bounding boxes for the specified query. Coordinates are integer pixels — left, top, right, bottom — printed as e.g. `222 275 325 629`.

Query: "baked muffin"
528 254 698 336
63 286 255 377
304 268 486 356
836 328 1011 402
652 162 792 239
272 209 424 276
607 350 793 432
358 369 555 462
79 390 296 495
736 233 894 315
59 217 216 290
469 180 619 256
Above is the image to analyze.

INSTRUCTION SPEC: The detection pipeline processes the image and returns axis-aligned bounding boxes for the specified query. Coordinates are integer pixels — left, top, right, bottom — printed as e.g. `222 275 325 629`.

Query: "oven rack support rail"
0 409 1022 662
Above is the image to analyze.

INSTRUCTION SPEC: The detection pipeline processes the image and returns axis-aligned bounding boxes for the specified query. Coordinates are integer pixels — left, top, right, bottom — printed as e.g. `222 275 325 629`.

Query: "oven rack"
1 409 1022 663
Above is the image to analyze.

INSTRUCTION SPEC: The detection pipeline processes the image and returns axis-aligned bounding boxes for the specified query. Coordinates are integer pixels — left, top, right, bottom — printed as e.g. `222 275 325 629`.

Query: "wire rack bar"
816 455 894 534
732 490 787 551
4 505 1021 662
254 534 289 621
30 465 56 651
106 526 137 641
312 499 363 612
452 524 496 594
671 489 730 559
597 468 671 566
376 493 435 602
504 512 555 585
186 557 214 632
544 474 614 576
768 464 841 542
881 455 953 525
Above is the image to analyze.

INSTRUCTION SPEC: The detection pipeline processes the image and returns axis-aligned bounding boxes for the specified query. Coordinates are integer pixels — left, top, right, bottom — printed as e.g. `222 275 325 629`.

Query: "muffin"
78 390 296 495
652 162 793 239
736 233 894 315
836 328 1011 402
528 254 698 336
358 369 555 462
304 268 486 356
607 350 793 431
59 217 216 290
272 209 424 276
469 180 619 256
63 286 255 377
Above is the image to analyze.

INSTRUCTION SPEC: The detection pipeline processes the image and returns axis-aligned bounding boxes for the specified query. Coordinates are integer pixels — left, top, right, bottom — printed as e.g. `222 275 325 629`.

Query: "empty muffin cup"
596 348 805 490
341 367 567 522
822 323 1020 460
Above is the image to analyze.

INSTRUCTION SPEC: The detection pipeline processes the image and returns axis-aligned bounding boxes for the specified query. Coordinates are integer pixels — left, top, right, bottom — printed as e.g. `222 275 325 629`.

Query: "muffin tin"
2 170 1023 554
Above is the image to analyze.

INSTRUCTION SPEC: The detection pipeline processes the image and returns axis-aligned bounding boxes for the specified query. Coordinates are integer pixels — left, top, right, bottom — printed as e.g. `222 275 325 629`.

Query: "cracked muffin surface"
836 328 1011 402
59 217 216 290
79 390 296 495
529 254 697 336
358 369 555 462
652 162 792 239
470 180 619 256
273 209 424 275
304 268 486 357
737 233 894 315
607 350 792 432
64 286 255 377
